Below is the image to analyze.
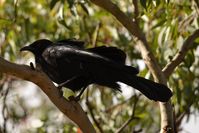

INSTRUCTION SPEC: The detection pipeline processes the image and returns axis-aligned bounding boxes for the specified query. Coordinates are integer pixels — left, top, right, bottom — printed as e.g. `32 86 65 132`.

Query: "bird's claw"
68 96 80 102
74 95 81 101
58 90 63 98
30 62 35 70
57 85 62 90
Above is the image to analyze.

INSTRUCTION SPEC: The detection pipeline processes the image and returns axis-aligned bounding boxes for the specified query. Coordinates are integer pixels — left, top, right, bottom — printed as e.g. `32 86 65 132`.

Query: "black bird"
20 39 172 102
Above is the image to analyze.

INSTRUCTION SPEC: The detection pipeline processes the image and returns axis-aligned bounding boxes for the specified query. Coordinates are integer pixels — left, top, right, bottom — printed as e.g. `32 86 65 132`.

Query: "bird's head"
20 39 52 55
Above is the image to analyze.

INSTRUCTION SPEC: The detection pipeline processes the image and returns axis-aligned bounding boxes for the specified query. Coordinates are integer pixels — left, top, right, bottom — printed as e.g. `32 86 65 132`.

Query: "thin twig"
194 0 199 8
90 0 141 38
14 0 18 22
132 0 139 22
105 94 135 113
116 94 141 133
175 101 194 132
86 88 104 133
92 22 102 47
132 0 140 42
163 29 199 78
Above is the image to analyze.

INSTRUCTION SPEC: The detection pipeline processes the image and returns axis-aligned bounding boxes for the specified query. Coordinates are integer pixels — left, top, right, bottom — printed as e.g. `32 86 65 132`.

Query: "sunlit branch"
0 57 96 133
163 29 199 78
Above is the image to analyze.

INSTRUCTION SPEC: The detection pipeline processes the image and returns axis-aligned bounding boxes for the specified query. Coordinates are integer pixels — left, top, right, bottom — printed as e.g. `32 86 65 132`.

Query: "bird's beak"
20 46 32 52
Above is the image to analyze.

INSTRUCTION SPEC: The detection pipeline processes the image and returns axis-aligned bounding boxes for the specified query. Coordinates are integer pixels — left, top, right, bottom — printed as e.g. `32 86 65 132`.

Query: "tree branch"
0 57 96 133
90 0 141 38
132 0 139 21
116 94 140 133
90 1 174 133
90 0 165 83
105 94 134 113
86 91 103 133
163 29 199 78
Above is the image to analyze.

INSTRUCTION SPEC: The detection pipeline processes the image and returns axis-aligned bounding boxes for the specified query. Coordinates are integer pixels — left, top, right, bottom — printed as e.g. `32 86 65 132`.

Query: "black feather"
20 39 172 102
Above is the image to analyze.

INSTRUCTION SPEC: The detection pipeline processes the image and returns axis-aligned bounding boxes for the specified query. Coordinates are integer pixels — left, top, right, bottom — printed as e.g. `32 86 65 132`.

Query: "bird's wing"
44 45 111 64
42 45 172 102
87 46 126 64
47 46 126 91
56 39 85 48
43 45 138 75
56 40 126 64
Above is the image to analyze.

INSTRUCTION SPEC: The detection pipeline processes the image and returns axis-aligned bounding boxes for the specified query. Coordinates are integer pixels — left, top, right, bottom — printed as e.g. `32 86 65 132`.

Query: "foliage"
0 0 199 132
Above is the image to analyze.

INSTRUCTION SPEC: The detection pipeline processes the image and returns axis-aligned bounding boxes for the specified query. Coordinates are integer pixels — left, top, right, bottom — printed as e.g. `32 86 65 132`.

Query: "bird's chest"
36 57 62 83
36 56 86 83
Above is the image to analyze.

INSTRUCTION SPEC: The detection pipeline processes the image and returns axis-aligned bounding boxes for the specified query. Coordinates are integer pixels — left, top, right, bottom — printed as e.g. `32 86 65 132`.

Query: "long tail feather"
121 76 172 102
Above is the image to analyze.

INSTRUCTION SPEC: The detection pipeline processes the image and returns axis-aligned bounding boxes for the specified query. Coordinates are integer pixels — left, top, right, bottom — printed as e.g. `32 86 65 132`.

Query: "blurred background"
0 0 199 132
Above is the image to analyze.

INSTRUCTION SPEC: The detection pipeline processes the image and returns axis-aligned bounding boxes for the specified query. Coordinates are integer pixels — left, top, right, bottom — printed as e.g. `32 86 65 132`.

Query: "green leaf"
152 19 166 29
67 0 75 8
50 0 59 9
80 3 89 15
184 50 195 67
0 19 12 29
175 80 181 105
140 0 147 9
58 19 70 30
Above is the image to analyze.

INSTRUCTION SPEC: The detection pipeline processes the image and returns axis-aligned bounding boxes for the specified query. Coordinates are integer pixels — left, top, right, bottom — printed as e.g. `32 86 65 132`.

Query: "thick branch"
0 57 96 133
163 29 199 78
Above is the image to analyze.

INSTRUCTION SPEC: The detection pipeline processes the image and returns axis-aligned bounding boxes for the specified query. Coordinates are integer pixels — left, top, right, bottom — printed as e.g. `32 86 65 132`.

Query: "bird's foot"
56 85 64 98
68 87 86 102
57 84 62 90
58 90 63 98
68 95 81 102
30 62 35 70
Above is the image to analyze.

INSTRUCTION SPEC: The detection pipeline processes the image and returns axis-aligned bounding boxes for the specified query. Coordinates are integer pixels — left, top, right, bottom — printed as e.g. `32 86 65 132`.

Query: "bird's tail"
121 75 172 102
